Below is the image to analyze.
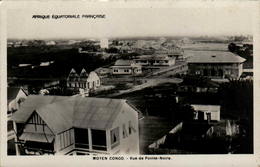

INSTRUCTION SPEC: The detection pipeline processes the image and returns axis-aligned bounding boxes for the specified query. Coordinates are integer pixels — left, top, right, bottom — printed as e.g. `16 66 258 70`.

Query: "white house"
112 59 142 75
191 104 221 121
11 95 140 155
67 68 101 91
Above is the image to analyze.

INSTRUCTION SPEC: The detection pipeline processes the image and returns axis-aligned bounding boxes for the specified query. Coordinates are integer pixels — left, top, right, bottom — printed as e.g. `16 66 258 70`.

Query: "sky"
7 3 255 39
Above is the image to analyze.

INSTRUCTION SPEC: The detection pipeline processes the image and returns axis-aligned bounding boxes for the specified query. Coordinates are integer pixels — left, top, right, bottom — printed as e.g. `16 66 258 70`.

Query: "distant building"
12 95 140 155
134 55 176 66
40 61 54 67
155 48 185 61
112 59 142 75
45 41 56 46
100 38 109 49
187 51 246 79
18 64 32 67
191 104 220 122
67 68 101 92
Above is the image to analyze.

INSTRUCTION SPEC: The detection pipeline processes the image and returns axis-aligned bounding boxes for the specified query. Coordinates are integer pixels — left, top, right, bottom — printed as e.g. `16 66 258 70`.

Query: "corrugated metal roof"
186 51 246 63
12 95 71 123
12 95 130 133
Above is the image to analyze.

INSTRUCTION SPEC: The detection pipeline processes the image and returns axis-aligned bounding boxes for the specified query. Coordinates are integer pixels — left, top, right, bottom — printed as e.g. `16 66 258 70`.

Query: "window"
91 129 107 151
59 128 73 151
74 128 89 149
122 124 128 138
128 121 136 135
124 69 129 73
195 71 201 75
110 127 120 149
7 120 14 132
129 122 132 135
114 69 118 73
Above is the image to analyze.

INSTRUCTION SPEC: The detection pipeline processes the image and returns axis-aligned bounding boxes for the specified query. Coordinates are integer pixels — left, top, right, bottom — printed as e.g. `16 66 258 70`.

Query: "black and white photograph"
2 1 257 163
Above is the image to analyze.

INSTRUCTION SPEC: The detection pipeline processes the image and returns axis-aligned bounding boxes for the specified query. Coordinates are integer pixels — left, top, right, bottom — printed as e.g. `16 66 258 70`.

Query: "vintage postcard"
0 1 259 166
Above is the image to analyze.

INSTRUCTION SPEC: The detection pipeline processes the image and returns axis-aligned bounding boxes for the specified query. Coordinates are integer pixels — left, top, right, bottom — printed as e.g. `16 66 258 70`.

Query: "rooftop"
136 55 174 60
191 104 220 112
8 87 27 104
186 51 246 63
114 59 134 66
12 95 134 133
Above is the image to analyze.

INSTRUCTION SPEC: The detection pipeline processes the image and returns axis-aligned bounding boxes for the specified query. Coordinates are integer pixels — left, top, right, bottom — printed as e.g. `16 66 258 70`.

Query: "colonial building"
134 55 176 66
112 59 142 75
187 51 246 79
11 95 140 155
67 68 101 91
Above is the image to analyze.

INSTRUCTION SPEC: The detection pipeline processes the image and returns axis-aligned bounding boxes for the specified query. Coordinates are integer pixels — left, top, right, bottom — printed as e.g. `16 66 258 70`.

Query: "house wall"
87 72 101 89
238 63 243 78
109 103 139 155
188 63 242 79
191 105 220 121
135 58 175 66
134 67 142 74
54 128 75 155
112 66 142 75
112 67 133 75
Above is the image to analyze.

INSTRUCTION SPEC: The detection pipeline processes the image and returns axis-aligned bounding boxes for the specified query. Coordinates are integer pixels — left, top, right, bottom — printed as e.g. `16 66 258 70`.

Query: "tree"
228 43 238 53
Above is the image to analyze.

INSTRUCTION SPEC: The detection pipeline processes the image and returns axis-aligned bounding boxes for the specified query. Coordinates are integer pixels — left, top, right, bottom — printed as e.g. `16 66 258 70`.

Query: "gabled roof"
67 68 79 79
8 87 27 104
12 95 134 133
79 68 89 81
80 68 88 77
187 51 246 63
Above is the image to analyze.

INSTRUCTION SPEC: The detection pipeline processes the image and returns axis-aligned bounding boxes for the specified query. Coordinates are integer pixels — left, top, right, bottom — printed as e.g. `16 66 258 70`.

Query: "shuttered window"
110 127 120 149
